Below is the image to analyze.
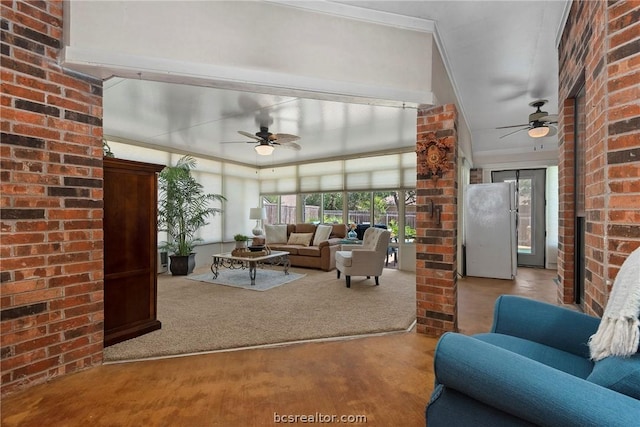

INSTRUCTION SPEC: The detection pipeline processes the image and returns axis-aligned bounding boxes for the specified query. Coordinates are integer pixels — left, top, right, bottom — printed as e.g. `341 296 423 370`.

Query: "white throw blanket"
589 247 640 361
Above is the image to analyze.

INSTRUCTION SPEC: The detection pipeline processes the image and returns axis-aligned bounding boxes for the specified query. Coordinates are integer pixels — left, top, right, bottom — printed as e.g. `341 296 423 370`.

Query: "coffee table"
210 251 290 286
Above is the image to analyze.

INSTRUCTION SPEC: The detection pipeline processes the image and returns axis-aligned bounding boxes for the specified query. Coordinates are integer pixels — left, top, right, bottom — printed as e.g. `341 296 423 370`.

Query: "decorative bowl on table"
248 245 265 252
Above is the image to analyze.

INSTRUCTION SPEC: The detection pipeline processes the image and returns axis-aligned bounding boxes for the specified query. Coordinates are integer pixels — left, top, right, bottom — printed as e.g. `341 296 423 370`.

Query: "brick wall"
415 104 458 336
1 1 104 395
469 168 483 184
558 0 640 315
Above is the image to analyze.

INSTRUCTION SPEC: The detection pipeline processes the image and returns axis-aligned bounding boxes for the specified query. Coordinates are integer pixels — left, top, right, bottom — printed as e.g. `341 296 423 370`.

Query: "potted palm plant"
158 155 225 275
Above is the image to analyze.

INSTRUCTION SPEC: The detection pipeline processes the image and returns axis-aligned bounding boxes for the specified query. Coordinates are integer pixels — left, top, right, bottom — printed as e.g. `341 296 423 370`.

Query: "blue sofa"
426 295 640 426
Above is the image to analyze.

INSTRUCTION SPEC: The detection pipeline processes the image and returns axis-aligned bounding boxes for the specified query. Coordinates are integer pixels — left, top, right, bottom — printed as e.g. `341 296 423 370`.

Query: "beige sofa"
263 223 347 271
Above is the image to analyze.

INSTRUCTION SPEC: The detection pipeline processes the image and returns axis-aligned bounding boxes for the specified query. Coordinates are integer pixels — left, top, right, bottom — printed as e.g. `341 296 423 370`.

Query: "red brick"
13 288 63 306
47 72 92 93
48 336 91 356
14 333 61 354
11 356 60 379
609 84 640 106
610 20 640 49
0 277 46 295
46 95 92 115
609 132 640 151
46 317 91 337
48 252 90 265
62 261 103 275
608 70 640 93
12 123 60 140
0 348 47 372
64 301 103 319
62 342 102 364
47 140 90 155
47 273 91 288
1 82 45 103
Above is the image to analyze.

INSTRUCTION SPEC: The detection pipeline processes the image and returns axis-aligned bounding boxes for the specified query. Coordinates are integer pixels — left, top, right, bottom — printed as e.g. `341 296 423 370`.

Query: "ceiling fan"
497 100 558 139
226 126 301 155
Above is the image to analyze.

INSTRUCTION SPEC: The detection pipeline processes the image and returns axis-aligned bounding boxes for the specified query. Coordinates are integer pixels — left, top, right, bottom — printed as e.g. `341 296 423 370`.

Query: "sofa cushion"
313 224 333 246
265 224 287 244
298 247 321 257
294 223 317 234
586 353 640 399
269 244 299 255
335 251 352 267
330 224 348 239
474 333 594 379
287 232 313 246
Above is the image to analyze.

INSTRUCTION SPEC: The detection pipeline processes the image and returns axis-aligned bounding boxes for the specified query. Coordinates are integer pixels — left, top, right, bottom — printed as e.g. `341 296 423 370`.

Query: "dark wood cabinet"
103 157 165 347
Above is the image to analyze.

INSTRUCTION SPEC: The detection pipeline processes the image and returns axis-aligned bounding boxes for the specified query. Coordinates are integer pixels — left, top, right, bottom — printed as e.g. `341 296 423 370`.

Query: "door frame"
492 169 546 268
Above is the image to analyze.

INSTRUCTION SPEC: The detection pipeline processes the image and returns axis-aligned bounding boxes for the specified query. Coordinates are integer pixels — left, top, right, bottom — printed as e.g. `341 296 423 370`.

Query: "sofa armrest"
319 238 342 248
328 237 342 246
491 295 600 358
350 249 376 262
432 333 640 427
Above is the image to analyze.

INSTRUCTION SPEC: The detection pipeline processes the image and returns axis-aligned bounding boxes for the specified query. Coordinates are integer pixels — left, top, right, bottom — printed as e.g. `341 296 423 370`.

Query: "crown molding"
266 1 435 33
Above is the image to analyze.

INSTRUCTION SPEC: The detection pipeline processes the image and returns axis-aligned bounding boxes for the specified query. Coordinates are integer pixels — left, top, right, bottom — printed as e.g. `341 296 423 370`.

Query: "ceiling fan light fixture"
254 144 274 156
528 125 550 138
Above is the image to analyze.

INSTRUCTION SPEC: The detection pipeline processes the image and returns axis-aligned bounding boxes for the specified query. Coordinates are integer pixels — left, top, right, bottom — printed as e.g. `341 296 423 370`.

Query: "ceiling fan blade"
238 130 262 141
272 133 300 143
221 140 257 144
500 127 529 139
275 141 302 151
496 123 530 130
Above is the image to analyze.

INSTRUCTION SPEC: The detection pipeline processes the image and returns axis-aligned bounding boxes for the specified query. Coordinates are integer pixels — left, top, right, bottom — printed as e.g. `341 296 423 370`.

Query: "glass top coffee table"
210 250 290 286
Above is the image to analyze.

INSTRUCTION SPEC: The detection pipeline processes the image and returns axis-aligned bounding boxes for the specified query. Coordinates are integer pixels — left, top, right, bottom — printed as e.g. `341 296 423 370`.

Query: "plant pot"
169 253 196 276
235 241 248 249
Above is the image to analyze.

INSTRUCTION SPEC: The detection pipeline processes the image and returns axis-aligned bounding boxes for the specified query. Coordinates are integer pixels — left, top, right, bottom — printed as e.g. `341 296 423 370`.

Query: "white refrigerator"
464 182 517 280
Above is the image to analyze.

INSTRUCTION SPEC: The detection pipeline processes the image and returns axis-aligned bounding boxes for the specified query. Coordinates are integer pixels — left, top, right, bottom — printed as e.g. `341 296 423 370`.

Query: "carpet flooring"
187 268 307 291
103 266 416 361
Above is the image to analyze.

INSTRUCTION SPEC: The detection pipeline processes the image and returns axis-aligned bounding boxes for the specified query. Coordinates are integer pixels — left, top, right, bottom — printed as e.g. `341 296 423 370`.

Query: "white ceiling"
103 1 569 168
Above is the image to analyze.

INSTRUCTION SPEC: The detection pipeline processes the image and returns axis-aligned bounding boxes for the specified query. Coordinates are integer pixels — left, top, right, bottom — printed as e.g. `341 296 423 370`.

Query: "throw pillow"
313 224 333 246
287 232 313 246
265 224 287 244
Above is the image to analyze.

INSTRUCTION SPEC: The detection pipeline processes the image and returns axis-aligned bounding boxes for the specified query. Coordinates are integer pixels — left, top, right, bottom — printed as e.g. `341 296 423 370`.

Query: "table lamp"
249 207 267 236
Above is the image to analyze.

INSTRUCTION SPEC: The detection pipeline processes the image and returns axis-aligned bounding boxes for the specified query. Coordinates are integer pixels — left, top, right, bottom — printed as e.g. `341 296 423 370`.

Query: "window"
322 192 343 224
348 192 371 226
302 192 344 224
279 194 297 224
262 195 297 225
263 195 279 225
302 193 321 224
404 190 417 242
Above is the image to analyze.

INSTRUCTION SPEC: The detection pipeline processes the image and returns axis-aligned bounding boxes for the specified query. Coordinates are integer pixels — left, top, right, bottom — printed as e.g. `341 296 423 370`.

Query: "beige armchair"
335 227 391 288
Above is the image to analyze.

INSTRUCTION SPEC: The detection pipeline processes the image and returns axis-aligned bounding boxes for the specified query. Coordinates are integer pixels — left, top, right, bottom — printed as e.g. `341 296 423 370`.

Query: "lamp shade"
528 125 550 138
254 144 274 155
249 207 266 220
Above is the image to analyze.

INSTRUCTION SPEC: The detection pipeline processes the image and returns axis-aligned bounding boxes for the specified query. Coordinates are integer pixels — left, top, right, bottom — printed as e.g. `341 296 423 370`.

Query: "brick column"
469 168 483 184
415 105 458 337
1 1 104 395
557 97 576 304
558 0 640 315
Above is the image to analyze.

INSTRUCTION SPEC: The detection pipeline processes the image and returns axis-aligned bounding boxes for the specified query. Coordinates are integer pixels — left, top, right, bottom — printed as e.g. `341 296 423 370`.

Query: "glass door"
492 169 546 267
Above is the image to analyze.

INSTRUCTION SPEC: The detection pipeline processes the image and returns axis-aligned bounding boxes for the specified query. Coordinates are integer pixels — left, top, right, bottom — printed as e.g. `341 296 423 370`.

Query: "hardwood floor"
1 268 560 427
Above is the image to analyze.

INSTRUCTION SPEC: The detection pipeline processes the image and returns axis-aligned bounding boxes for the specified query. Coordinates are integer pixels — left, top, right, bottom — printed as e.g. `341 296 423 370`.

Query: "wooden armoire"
103 157 165 347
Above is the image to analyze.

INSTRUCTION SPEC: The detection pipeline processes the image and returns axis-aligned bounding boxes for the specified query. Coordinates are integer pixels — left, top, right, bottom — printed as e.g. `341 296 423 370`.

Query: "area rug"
187 269 306 291
103 267 416 362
